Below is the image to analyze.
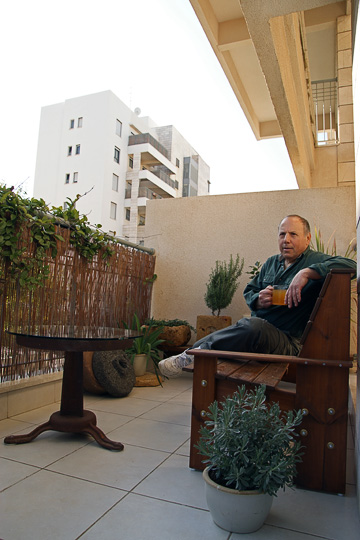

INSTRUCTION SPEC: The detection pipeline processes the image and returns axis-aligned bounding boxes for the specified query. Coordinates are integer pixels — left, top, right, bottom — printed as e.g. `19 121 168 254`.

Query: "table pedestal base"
4 410 124 451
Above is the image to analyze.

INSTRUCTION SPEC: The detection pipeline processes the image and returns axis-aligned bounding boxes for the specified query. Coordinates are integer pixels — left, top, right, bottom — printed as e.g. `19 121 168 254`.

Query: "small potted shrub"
197 254 244 339
196 385 303 533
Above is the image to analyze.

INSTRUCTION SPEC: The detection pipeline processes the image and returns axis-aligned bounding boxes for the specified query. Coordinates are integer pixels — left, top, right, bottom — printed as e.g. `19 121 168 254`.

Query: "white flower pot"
133 354 148 376
203 467 273 533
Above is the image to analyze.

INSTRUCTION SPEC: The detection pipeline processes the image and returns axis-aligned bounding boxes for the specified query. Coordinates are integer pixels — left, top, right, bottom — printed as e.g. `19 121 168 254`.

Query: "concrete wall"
145 186 355 344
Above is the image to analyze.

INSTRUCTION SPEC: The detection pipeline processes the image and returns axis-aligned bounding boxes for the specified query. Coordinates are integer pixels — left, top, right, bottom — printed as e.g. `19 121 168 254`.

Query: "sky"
0 0 298 197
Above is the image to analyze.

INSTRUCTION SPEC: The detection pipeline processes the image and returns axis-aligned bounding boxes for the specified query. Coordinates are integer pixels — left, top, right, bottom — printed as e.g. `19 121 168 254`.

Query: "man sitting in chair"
159 215 356 378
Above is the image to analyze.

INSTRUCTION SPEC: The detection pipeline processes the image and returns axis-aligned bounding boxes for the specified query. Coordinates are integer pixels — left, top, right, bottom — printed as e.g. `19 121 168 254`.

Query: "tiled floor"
0 372 359 540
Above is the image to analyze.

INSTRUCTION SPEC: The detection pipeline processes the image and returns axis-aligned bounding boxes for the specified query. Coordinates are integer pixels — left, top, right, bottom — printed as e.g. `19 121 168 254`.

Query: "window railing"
311 78 338 146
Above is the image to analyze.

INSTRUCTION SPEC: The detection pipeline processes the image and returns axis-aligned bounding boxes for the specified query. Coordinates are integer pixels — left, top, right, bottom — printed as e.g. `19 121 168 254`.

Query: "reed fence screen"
0 226 156 382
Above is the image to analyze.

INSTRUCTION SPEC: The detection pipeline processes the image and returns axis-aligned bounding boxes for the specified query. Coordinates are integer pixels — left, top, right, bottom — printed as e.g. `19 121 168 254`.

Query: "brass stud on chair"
200 410 207 418
327 408 335 415
327 442 335 450
201 380 207 387
301 408 309 416
300 429 308 437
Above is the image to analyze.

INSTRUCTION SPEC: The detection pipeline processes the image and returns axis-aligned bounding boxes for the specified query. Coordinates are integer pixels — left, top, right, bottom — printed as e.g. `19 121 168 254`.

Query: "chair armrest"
187 348 353 368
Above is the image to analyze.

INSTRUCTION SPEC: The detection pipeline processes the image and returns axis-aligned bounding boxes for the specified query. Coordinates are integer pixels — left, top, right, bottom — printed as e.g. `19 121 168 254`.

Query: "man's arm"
286 255 356 308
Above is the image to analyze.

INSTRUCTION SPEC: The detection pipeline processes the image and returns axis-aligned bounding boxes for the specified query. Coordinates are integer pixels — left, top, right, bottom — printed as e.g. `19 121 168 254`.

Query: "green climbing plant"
0 185 63 288
52 194 115 260
0 185 117 289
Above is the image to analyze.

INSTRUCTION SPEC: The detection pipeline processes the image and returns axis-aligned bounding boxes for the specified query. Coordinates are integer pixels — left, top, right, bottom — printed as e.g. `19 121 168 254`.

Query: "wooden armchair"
184 269 355 494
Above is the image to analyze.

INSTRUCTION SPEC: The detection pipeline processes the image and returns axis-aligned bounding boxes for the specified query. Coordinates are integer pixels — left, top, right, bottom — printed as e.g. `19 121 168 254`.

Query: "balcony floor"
0 372 359 539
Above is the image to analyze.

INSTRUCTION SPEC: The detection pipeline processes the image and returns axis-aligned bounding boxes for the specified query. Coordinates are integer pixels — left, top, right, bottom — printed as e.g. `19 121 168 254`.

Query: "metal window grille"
311 78 338 146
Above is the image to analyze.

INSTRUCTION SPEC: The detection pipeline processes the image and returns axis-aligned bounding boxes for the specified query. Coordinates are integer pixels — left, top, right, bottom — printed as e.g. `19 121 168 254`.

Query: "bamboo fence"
0 225 156 382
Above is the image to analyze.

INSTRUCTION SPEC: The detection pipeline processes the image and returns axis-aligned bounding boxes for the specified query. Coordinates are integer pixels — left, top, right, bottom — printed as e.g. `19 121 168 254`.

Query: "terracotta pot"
146 325 191 348
203 467 273 533
196 315 232 341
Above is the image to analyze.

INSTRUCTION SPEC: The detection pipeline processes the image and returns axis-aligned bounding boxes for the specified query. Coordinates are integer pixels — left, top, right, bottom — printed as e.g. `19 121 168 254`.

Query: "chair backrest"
299 269 354 363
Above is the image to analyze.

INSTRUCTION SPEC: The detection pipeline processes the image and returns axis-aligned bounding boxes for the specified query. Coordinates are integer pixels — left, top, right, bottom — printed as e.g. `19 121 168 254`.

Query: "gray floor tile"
0 430 91 467
141 401 191 426
81 492 229 540
0 469 124 540
0 417 36 439
0 457 39 490
231 524 333 539
109 417 190 452
8 402 60 424
134 453 207 508
267 484 360 540
47 441 170 491
175 437 191 456
90 395 163 417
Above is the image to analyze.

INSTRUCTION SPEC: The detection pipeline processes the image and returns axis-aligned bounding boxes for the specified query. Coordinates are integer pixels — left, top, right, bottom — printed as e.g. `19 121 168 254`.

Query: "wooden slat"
252 362 289 388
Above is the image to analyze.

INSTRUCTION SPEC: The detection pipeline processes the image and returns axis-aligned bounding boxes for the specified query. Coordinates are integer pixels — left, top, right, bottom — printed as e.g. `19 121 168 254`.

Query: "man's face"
278 217 311 265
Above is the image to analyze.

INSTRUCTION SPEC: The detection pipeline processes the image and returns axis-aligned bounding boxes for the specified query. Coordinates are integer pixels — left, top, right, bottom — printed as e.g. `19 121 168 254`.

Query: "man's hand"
285 268 321 308
257 285 274 309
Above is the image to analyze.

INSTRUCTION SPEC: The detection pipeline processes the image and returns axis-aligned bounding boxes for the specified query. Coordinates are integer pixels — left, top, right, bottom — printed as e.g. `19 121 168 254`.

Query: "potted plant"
195 384 303 534
197 254 244 339
125 314 165 382
144 318 195 349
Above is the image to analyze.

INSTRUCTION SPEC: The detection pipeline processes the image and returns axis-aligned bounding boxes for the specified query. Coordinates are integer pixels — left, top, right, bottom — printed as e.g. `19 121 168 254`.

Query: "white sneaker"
158 351 194 378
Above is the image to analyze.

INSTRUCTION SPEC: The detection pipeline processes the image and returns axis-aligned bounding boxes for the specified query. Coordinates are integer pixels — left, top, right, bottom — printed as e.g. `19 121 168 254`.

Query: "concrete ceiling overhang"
189 0 349 188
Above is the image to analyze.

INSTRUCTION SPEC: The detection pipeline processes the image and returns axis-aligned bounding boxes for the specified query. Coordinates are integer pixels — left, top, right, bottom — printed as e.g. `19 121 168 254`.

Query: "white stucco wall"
145 186 355 342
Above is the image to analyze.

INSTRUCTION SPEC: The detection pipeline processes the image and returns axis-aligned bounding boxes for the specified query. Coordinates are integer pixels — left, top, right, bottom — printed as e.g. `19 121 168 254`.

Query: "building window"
116 119 122 137
114 146 120 163
75 144 80 155
65 173 70 184
68 146 72 156
110 202 117 220
112 173 119 191
128 156 133 169
176 158 180 167
125 208 130 221
78 117 83 128
70 119 74 129
73 172 78 183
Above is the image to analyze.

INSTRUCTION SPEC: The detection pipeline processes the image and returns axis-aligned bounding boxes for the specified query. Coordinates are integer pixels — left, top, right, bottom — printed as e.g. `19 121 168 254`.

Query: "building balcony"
128 133 170 159
128 133 177 174
138 169 176 198
124 187 164 203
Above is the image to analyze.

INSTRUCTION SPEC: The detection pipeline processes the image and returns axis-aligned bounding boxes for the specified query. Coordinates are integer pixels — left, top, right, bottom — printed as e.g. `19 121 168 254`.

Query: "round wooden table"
4 326 140 451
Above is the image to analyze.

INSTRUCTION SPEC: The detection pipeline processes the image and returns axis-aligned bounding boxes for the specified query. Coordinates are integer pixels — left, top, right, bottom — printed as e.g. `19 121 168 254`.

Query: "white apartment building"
33 90 210 244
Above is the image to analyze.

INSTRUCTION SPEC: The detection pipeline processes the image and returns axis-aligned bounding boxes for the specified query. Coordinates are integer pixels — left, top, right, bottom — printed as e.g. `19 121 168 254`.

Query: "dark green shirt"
243 247 356 340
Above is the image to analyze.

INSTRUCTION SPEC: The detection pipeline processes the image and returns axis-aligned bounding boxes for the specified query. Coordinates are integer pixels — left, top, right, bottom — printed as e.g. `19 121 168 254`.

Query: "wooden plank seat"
184 269 355 494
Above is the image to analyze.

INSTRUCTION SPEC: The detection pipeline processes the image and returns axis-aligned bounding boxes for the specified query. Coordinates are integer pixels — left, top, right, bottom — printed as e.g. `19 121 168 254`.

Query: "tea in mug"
272 287 287 305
